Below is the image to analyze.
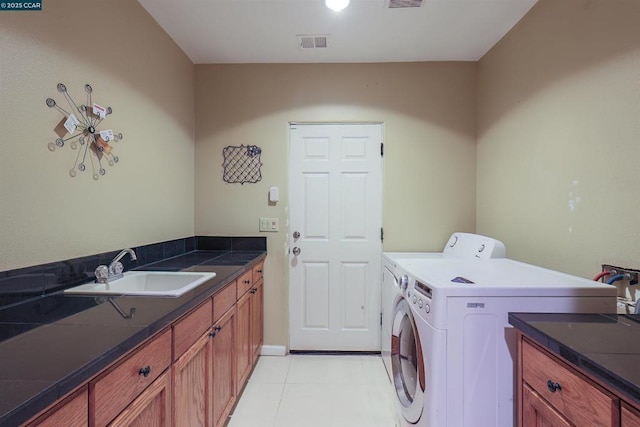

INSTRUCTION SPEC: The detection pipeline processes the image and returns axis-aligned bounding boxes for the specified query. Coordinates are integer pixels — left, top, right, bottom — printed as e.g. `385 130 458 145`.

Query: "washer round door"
391 298 425 424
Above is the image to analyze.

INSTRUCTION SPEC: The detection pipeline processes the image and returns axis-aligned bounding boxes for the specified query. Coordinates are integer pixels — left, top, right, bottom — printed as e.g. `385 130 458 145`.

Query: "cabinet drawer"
91 329 171 427
252 260 264 283
237 270 253 296
213 281 237 323
522 339 616 426
173 299 213 359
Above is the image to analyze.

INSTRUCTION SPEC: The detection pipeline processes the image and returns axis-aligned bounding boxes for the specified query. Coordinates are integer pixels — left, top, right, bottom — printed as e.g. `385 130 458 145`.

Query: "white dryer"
393 257 617 427
381 233 506 380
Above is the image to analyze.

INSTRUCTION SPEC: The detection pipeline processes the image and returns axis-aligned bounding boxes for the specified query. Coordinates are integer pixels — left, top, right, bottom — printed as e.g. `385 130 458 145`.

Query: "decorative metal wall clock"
46 83 123 180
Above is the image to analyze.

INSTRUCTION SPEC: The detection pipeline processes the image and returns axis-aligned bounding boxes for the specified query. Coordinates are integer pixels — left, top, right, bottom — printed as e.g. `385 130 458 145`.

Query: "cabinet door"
211 307 236 427
622 403 640 427
523 384 573 427
27 387 88 427
250 279 264 363
236 291 252 391
173 332 212 427
107 370 171 427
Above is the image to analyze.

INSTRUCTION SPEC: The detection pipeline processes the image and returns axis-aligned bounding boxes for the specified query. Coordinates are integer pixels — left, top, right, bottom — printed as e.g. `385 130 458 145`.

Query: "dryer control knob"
413 296 417 304
425 304 431 313
418 299 423 308
398 275 409 291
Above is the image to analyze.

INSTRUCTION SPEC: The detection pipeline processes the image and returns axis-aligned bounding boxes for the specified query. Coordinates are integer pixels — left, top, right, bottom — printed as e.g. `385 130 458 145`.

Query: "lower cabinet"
522 384 571 427
107 371 171 427
26 386 88 427
90 329 172 427
173 332 211 426
250 279 264 362
236 263 264 392
211 307 236 427
517 333 640 427
21 260 264 427
623 403 640 427
236 289 252 391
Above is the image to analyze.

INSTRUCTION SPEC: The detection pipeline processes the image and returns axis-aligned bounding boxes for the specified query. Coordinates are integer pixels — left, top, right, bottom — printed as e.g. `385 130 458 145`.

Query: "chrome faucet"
95 248 137 283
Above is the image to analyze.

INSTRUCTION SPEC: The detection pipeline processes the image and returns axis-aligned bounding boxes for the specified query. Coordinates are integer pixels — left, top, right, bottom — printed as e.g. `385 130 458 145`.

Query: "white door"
288 123 383 351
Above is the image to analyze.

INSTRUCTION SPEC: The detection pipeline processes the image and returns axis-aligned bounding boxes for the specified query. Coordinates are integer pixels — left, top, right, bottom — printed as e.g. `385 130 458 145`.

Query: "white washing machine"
392 257 617 427
381 233 506 380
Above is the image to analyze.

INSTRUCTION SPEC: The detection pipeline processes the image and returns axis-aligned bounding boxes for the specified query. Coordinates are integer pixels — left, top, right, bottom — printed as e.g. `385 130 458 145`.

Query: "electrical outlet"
259 218 279 232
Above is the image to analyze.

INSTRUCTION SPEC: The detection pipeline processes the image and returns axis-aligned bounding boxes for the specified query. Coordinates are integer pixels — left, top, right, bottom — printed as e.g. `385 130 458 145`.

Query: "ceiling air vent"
385 0 424 8
297 35 329 50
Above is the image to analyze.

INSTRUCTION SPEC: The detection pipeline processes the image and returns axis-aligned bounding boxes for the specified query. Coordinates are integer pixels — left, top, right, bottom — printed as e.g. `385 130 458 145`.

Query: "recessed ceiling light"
325 0 350 12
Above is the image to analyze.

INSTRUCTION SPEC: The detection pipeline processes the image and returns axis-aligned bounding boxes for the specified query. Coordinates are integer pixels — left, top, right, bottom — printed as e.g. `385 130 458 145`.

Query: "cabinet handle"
250 289 256 294
257 269 263 273
244 279 251 284
215 325 222 332
209 331 216 338
546 380 561 393
138 366 151 377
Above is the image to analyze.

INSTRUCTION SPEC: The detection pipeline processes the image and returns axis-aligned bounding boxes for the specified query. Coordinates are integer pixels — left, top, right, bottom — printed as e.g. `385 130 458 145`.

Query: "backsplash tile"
197 236 233 251
163 239 185 259
232 237 267 251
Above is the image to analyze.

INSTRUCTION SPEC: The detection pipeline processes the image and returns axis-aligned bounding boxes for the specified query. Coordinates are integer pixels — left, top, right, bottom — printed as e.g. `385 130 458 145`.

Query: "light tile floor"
227 354 400 427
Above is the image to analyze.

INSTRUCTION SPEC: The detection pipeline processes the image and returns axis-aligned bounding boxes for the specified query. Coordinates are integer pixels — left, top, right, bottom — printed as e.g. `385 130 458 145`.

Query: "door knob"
293 231 300 239
292 247 301 256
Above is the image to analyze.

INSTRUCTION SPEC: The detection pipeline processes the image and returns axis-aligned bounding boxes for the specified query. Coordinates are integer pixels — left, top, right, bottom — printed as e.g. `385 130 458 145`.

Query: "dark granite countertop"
0 250 265 427
509 312 640 406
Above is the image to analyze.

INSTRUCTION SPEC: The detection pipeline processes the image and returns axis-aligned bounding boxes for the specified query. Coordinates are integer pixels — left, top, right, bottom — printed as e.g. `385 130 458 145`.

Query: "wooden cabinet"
26 386 88 427
173 299 213 360
623 403 640 427
173 332 211 426
250 278 264 361
211 307 236 427
107 370 171 427
522 384 571 427
172 299 215 426
521 338 616 426
236 260 265 392
90 329 171 427
236 289 252 391
517 333 632 427
237 270 253 299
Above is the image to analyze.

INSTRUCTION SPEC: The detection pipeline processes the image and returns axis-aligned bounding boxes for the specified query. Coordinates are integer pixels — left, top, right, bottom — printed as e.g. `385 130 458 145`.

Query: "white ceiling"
138 0 538 64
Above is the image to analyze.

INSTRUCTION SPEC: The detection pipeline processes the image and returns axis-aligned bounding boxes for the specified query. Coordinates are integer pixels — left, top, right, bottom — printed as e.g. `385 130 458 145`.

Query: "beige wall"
477 0 640 279
194 63 477 347
0 1 195 271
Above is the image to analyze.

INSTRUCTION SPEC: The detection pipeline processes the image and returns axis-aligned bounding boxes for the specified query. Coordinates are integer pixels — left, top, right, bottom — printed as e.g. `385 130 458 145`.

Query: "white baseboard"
260 345 287 356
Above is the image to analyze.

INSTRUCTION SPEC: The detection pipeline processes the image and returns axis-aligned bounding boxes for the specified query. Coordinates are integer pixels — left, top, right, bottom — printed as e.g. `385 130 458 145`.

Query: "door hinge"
380 142 384 157
381 227 384 242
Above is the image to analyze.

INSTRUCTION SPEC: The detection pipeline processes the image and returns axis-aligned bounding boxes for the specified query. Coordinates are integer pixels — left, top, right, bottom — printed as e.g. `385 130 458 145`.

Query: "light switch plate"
259 217 279 232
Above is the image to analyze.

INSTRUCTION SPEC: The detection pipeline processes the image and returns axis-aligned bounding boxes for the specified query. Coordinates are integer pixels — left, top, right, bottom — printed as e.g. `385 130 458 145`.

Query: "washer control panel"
410 279 433 317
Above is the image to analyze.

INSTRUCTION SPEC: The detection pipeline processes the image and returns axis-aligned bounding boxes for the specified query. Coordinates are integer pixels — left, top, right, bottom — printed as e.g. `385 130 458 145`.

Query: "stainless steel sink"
63 271 216 297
